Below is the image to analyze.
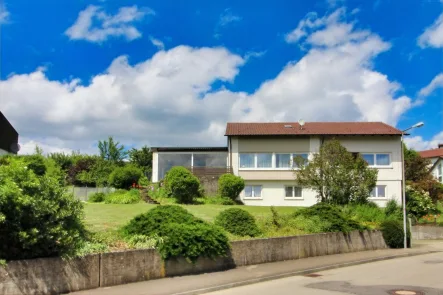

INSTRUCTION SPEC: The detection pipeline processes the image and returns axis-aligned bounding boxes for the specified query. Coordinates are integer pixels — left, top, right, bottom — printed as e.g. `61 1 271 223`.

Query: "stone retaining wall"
0 230 387 295
411 226 443 240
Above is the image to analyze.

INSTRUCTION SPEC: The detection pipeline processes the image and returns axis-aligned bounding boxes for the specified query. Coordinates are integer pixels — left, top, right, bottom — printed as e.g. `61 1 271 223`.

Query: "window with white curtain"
370 185 387 198
285 186 303 198
361 153 391 167
244 185 262 198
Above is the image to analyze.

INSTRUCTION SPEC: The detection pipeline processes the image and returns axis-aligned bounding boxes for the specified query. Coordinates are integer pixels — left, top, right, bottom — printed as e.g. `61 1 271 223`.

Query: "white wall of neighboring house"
431 159 443 183
0 149 9 156
230 135 402 207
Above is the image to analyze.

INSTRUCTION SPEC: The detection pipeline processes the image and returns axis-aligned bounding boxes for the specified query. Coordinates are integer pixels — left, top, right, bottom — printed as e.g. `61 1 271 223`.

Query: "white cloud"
244 50 267 61
149 36 165 50
0 4 10 24
1 8 418 152
218 9 242 26
418 9 443 48
404 131 443 151
65 5 153 43
419 73 443 96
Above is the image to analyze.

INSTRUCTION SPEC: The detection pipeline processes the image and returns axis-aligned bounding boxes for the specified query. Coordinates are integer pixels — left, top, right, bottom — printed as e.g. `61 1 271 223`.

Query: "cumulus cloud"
65 5 153 43
404 131 443 151
149 36 165 50
418 9 443 48
214 8 242 38
2 8 416 152
419 73 443 96
0 4 10 24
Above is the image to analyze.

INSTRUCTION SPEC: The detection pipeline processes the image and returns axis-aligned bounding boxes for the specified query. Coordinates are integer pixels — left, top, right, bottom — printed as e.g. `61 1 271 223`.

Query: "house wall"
0 149 8 156
232 135 402 207
430 159 442 183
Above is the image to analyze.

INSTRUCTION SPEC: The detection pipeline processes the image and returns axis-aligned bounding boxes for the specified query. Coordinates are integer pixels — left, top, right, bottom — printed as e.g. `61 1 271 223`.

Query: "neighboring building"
0 111 19 155
419 145 443 183
151 122 404 207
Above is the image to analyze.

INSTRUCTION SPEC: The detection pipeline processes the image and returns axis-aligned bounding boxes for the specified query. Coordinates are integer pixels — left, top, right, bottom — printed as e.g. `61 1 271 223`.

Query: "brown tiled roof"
225 122 403 136
419 149 443 158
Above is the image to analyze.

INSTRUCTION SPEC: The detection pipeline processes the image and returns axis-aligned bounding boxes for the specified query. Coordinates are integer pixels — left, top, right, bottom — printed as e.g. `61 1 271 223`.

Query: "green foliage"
0 158 86 260
406 185 439 221
294 139 378 205
24 155 47 176
48 152 73 171
138 175 150 186
98 136 128 163
215 208 261 237
157 222 230 262
76 242 109 257
129 146 152 175
218 174 245 200
342 203 385 229
125 234 163 249
67 155 98 186
380 219 410 248
199 196 236 205
294 203 367 233
108 165 143 189
404 144 432 182
89 192 106 203
123 205 198 236
385 199 403 220
164 166 201 204
123 205 230 262
104 189 141 204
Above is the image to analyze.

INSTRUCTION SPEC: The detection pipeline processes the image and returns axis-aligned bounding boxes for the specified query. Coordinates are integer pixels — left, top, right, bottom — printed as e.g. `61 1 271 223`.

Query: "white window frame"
239 152 309 170
370 185 387 199
284 186 303 199
437 163 442 183
361 153 392 168
244 185 263 199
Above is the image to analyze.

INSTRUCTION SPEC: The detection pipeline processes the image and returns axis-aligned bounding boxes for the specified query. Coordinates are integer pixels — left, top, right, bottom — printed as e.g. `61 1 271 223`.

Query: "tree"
294 139 378 205
98 136 128 163
128 146 152 175
404 144 431 182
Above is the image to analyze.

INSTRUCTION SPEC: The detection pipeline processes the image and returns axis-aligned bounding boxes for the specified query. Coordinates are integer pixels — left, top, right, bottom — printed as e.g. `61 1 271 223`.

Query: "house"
419 145 443 183
152 122 403 207
0 111 19 155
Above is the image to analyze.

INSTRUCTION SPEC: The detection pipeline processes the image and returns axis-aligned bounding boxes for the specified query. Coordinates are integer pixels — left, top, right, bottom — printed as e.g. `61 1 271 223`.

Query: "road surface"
204 252 443 295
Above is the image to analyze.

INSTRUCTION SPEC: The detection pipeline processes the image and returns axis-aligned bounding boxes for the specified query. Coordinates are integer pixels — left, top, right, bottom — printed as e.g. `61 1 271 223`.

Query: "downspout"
229 136 233 173
320 136 325 202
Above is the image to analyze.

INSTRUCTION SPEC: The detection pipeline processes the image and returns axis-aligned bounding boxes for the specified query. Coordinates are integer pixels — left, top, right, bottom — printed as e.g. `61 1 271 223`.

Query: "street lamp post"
401 121 424 249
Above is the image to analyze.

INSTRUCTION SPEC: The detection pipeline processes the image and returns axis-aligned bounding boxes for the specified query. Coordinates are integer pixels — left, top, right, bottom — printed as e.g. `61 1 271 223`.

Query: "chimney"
439 143 443 149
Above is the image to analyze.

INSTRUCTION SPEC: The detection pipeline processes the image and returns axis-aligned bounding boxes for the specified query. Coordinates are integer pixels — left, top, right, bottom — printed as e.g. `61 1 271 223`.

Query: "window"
370 185 387 198
240 154 255 168
276 154 291 168
438 163 442 183
285 186 303 198
362 153 391 167
193 153 227 167
257 153 272 168
244 185 262 198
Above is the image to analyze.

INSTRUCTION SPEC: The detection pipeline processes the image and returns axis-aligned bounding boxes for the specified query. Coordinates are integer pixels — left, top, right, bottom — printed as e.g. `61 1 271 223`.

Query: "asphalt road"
204 252 443 295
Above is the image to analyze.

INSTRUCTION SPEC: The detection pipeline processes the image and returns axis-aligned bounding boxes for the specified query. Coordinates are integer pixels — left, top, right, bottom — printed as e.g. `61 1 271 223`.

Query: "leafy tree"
404 144 431 182
98 136 128 163
129 146 152 175
294 139 378 205
48 152 74 171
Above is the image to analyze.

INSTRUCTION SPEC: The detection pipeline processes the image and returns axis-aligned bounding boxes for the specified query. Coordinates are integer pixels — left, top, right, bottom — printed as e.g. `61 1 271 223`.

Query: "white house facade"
152 122 404 207
419 145 443 183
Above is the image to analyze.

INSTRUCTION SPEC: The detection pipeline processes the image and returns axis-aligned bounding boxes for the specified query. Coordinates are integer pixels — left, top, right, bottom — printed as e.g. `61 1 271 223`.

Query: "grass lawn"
84 203 299 232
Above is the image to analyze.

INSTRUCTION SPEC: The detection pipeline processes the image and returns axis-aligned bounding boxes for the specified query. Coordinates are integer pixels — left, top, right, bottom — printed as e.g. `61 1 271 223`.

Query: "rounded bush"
24 155 47 176
164 167 200 204
0 159 85 260
215 208 261 237
104 189 140 204
123 205 198 236
89 192 106 203
380 219 411 248
157 222 230 262
109 165 143 189
218 174 245 200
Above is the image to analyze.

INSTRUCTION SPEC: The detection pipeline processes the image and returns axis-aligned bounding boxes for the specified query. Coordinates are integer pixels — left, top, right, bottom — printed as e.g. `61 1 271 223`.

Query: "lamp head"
412 122 424 128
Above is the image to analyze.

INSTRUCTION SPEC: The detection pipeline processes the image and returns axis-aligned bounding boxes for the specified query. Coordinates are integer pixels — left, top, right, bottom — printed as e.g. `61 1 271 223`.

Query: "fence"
69 186 115 201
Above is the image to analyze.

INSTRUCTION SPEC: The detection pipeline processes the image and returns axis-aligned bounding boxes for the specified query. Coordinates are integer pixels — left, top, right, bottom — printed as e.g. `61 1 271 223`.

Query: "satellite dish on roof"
10 143 20 154
298 119 305 129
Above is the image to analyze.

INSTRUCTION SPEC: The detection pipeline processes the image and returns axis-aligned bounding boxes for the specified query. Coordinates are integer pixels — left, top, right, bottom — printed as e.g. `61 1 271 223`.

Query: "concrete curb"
173 250 442 295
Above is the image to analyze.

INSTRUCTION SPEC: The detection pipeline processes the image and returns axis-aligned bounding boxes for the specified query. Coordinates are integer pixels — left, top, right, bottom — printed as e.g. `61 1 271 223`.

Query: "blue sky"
0 0 442 154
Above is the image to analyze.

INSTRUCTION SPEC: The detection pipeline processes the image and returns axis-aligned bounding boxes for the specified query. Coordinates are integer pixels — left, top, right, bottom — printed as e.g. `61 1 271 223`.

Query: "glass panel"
257 153 272 168
158 154 192 180
439 176 442 183
375 154 390 166
370 188 376 198
377 185 386 198
362 154 375 166
438 164 442 176
245 186 253 197
285 186 293 197
240 154 255 168
276 154 291 168
253 186 262 198
193 153 227 167
293 187 302 198
293 153 308 168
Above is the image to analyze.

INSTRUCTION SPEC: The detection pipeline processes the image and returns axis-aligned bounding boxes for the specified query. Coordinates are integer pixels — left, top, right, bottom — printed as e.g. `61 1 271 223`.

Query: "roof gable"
419 149 443 159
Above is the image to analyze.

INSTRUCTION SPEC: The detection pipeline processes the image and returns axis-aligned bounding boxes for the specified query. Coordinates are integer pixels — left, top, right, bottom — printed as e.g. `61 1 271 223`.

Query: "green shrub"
125 234 162 249
164 167 200 204
89 192 106 203
380 219 411 248
0 158 86 260
201 196 236 205
215 208 261 237
105 189 140 204
218 174 245 200
109 165 143 189
406 186 439 221
123 205 198 236
294 203 366 233
157 222 230 262
385 199 402 220
24 155 47 176
343 203 385 223
138 175 150 186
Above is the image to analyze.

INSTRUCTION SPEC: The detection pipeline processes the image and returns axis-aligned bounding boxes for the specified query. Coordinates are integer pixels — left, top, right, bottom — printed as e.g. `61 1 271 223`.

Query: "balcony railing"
185 166 233 178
